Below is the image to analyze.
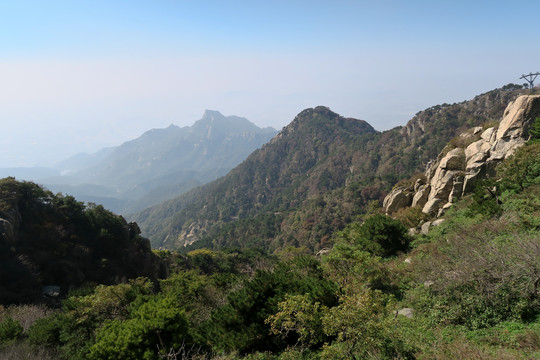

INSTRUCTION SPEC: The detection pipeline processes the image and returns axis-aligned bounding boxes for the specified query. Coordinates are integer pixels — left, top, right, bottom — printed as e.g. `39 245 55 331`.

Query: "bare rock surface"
384 95 540 219
383 188 413 214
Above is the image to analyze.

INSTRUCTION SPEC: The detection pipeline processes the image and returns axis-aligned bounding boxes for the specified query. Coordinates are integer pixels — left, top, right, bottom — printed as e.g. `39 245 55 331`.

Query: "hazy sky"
1 0 539 167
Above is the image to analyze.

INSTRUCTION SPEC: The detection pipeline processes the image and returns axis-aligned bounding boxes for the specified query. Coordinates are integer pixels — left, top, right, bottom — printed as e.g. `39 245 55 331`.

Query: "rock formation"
384 95 540 218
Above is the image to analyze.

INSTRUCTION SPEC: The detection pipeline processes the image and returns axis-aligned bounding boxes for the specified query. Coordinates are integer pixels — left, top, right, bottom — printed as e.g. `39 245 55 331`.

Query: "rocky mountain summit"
384 95 540 220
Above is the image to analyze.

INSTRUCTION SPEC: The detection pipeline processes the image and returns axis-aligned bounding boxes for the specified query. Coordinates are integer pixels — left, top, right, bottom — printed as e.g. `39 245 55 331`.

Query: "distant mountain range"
130 88 528 251
1 111 277 214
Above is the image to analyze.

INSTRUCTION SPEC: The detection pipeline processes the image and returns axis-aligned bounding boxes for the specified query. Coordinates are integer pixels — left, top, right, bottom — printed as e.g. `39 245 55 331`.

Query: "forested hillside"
1 87 538 360
0 178 164 304
2 131 538 359
133 88 527 251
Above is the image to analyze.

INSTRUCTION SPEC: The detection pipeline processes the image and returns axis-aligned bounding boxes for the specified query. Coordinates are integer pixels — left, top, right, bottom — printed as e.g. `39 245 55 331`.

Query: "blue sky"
1 0 539 167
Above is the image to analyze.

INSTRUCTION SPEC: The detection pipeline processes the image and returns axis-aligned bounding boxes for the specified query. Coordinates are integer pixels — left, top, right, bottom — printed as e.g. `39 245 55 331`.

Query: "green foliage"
528 117 540 144
393 206 430 229
497 142 540 191
266 294 327 350
0 178 162 305
0 317 23 346
182 248 272 276
202 255 337 354
469 179 503 217
26 278 155 359
409 217 540 330
502 83 525 91
89 296 191 360
158 269 232 330
321 244 397 296
27 314 65 348
406 322 540 360
335 214 411 257
320 288 394 359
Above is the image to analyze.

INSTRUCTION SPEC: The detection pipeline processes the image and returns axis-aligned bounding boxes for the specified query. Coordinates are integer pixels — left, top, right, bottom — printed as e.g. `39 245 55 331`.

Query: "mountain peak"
201 109 225 121
280 106 376 139
192 110 276 137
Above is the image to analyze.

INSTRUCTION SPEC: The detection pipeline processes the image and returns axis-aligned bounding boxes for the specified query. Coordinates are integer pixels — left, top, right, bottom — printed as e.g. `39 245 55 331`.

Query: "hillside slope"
132 88 527 252
0 178 164 305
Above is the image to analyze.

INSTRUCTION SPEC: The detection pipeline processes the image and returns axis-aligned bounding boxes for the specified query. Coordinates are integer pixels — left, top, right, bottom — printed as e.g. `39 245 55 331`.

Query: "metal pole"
520 72 540 90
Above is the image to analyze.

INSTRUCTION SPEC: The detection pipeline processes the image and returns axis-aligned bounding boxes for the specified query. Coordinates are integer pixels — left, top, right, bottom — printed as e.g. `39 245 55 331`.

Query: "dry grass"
0 342 60 360
0 304 53 332
417 336 532 360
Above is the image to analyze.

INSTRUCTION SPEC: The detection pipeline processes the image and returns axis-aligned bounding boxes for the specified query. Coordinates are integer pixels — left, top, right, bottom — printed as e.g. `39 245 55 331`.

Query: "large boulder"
489 136 527 161
496 95 540 140
412 184 430 208
383 188 413 214
465 138 491 167
439 148 466 171
421 148 466 215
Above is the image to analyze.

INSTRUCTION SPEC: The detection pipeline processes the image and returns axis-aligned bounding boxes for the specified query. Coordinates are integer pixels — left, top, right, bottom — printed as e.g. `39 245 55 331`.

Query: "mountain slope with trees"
4 136 538 359
133 88 527 251
1 86 538 360
0 178 164 305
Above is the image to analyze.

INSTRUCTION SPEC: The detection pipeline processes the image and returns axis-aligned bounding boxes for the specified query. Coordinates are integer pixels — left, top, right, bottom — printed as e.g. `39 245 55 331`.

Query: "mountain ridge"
42 111 277 214
132 88 528 251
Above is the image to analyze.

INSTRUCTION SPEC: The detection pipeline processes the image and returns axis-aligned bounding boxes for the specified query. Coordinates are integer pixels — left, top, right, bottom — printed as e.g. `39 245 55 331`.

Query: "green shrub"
468 179 503 217
497 142 540 192
0 318 23 346
335 214 412 257
393 206 430 229
27 314 64 348
89 296 192 360
528 117 540 144
409 229 540 329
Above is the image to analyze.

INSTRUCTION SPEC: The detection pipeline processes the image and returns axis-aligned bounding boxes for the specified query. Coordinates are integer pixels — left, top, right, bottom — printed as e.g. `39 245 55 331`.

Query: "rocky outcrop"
411 183 430 208
497 95 540 140
421 148 466 215
384 95 540 217
383 188 413 214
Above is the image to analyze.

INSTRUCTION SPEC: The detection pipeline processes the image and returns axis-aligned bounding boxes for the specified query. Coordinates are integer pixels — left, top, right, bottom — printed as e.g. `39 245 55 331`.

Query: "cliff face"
384 95 540 217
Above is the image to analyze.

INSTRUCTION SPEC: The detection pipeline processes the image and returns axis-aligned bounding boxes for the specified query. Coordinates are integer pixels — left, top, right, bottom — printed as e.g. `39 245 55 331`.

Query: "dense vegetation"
132 88 527 253
1 88 537 359
0 177 163 304
1 134 538 359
